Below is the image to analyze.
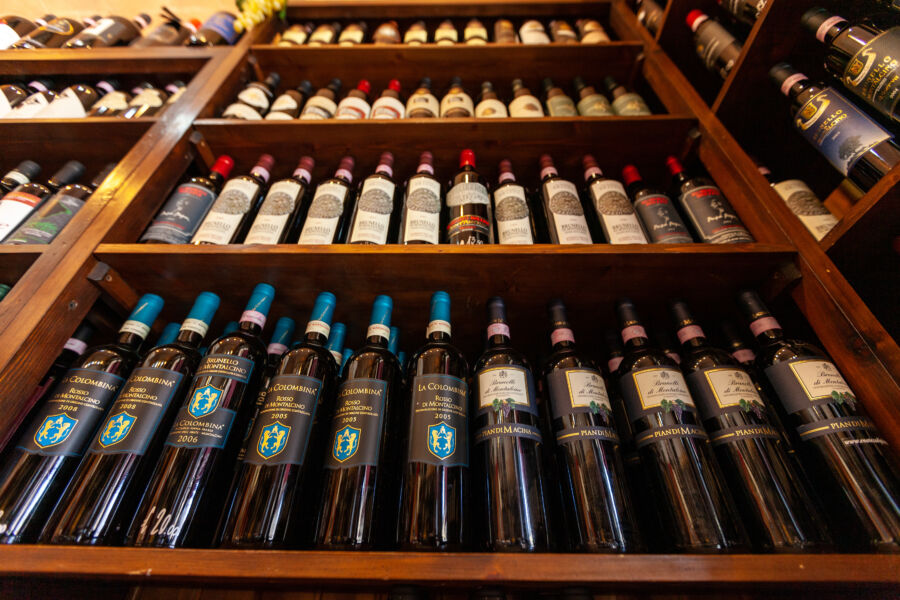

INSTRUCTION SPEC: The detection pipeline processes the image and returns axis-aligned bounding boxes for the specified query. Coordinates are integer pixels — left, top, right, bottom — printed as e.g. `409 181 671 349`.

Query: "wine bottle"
769 63 900 191
718 0 768 25
539 155 592 244
265 81 313 120
0 160 40 194
0 283 9 300
406 77 439 118
346 152 398 245
440 77 474 118
371 80 405 119
187 11 240 46
315 295 402 549
2 81 55 119
473 297 551 551
0 160 84 242
44 293 220 545
277 22 312 46
509 79 545 118
221 293 338 548
720 320 757 366
87 85 131 117
22 322 95 413
155 322 181 347
757 165 837 241
0 14 53 49
120 82 172 119
576 19 610 43
446 149 493 245
550 20 578 44
335 80 372 120
396 292 469 549
435 20 459 45
666 156 754 244
140 155 234 244
338 21 367 45
492 159 536 245
636 0 665 34
399 151 443 245
671 300 830 552
131 13 197 47
298 156 355 245
519 20 550 44
0 294 163 543
223 72 281 120
299 78 342 120
463 18 488 45
64 13 150 48
686 11 743 79
373 20 401 44
474 82 509 119
802 7 899 124
540 300 638 552
542 79 578 116
161 82 187 115
622 164 692 243
615 298 747 552
603 77 651 115
37 80 113 119
573 77 614 116
308 22 340 45
243 156 314 245
10 16 88 48
0 82 41 118
582 155 647 244
127 283 273 547
192 154 274 245
494 19 518 43
4 162 115 245
404 21 428 45
737 290 900 551
326 322 347 365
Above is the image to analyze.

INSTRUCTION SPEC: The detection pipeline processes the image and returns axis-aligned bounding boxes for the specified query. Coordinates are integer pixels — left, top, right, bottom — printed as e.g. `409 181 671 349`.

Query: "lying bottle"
519 20 550 44
0 81 46 118
373 20 400 44
440 77 474 118
0 14 54 49
11 15 91 48
371 80 405 119
539 154 592 244
622 164 692 243
192 154 274 245
223 72 281 120
187 11 240 46
509 79 545 118
492 159 536 245
87 85 131 117
718 0 769 25
335 79 372 120
550 20 578 44
297 156 355 244
308 22 340 46
131 13 198 47
404 21 428 45
22 322 95 410
244 156 314 245
574 77 614 117
0 160 85 242
338 21 367 45
37 80 115 119
577 19 610 43
582 155 648 244
686 10 743 79
604 76 651 115
543 79 577 116
0 160 40 194
2 81 56 119
0 294 163 543
494 19 518 43
277 22 312 46
299 79 342 120
474 82 508 119
756 165 837 241
406 78 439 118
446 149 492 245
435 20 458 45
636 0 665 34
346 152 398 245
399 151 443 245
44 292 220 545
265 81 313 120
64 13 151 48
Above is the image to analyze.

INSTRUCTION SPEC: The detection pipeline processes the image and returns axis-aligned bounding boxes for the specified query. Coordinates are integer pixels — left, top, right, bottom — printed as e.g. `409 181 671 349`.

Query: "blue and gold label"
324 378 387 469
243 374 322 466
407 374 468 467
843 29 900 120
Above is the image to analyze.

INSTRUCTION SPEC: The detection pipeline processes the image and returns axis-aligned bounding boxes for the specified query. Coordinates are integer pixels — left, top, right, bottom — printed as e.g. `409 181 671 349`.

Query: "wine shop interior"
0 0 898 598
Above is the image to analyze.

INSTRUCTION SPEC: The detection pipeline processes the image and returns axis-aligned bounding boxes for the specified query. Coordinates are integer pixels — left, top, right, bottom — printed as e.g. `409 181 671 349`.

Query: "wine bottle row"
1 285 898 553
0 10 243 49
139 149 755 246
222 74 652 120
274 17 611 47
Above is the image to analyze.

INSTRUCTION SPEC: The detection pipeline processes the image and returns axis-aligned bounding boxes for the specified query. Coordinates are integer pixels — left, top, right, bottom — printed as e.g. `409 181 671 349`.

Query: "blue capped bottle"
325 322 347 366
127 284 274 547
45 292 220 545
155 322 181 347
315 295 402 548
221 292 339 547
0 293 164 543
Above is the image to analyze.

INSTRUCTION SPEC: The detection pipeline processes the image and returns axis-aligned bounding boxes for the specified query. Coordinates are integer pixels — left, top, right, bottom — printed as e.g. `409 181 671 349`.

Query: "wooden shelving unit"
0 1 897 597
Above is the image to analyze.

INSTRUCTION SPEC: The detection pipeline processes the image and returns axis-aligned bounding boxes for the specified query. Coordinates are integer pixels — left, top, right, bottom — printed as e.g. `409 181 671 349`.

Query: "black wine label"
709 424 780 446
324 378 387 469
18 368 125 457
764 357 857 415
195 354 254 383
843 30 900 119
139 183 217 244
796 416 887 443
474 422 542 445
243 375 322 466
686 367 766 420
88 367 184 455
634 423 708 448
236 378 269 461
407 374 469 466
619 366 696 421
165 404 236 449
632 194 692 243
7 193 85 244
476 365 538 416
678 186 753 244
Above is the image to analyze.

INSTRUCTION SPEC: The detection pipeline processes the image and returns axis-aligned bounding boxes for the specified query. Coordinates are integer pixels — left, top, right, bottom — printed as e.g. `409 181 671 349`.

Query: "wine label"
633 423 707 448
81 18 127 45
611 93 651 116
324 378 388 468
694 20 740 77
335 95 371 120
679 185 753 244
548 368 618 445
18 368 125 457
244 180 303 244
308 27 335 44
223 102 262 120
620 366 695 421
191 178 259 244
765 357 856 415
37 88 87 118
88 367 184 455
439 92 474 118
404 29 427 44
843 29 900 120
6 94 50 118
406 93 439 117
407 374 469 466
270 93 299 114
338 28 365 44
589 179 647 244
686 367 766 420
633 194 692 243
299 95 337 119
0 191 44 239
474 98 508 118
0 94 12 118
435 28 458 44
140 183 217 244
371 95 405 119
465 25 488 43
796 416 886 443
708 423 780 446
577 93 614 117
349 176 395 244
447 181 491 244
794 88 891 176
546 95 578 116
264 111 293 121
493 184 534 244
280 28 308 45
772 179 838 241
544 179 592 244
92 91 129 112
196 354 254 382
0 23 19 49
201 12 239 44
401 176 442 244
581 30 610 43
477 365 538 416
509 94 545 118
243 374 322 465
520 27 551 44
298 182 348 244
474 422 542 444
237 86 270 112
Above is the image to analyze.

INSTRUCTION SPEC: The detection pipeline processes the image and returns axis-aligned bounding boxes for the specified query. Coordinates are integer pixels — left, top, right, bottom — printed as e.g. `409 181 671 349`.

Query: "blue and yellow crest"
427 422 456 460
257 421 290 459
34 413 78 449
99 411 137 447
332 425 360 463
189 384 223 418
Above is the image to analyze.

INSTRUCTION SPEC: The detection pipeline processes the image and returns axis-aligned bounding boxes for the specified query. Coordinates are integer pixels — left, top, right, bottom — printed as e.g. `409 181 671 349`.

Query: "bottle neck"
620 321 650 350
115 330 145 350
487 321 511 347
426 318 451 343
366 322 390 347
749 314 785 345
676 323 707 350
238 316 264 338
175 328 203 348
550 325 576 351
304 318 330 346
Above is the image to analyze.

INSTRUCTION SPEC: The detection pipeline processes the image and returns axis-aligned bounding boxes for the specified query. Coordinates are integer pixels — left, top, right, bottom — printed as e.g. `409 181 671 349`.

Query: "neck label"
367 323 390 340
305 319 331 337
180 318 209 337
749 316 780 336
426 319 451 337
487 322 510 339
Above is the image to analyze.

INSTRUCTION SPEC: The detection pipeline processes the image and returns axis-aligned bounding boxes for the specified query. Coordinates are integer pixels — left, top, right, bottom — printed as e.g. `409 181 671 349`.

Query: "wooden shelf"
0 247 44 285
284 0 613 20
0 47 221 76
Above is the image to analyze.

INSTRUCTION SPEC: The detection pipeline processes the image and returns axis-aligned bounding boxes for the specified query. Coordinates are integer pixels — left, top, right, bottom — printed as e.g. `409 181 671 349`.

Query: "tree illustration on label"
738 398 765 419
831 390 857 409
838 135 863 169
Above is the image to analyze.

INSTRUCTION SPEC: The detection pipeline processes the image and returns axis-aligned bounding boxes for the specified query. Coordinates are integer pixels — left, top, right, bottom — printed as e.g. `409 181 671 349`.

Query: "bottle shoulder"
475 345 531 372
207 331 267 359
410 340 469 378
140 344 200 372
679 345 736 374
757 337 825 367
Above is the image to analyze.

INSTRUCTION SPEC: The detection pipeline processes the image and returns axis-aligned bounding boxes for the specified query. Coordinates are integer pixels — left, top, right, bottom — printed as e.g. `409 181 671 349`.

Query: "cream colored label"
223 102 262 120
493 184 533 244
577 94 614 116
406 93 439 117
790 360 853 401
270 94 298 113
632 368 694 410
38 89 86 118
338 28 365 44
479 367 528 408
349 177 396 244
566 369 611 411
370 95 405 119
772 179 838 241
509 94 545 117
335 95 371 119
298 182 347 244
192 178 259 244
93 91 129 111
589 179 647 244
237 87 270 111
404 29 427 44
546 95 577 116
545 179 591 244
704 368 762 408
475 98 508 118
5 94 49 118
280 28 308 45
130 89 165 108
299 95 337 119
440 92 474 117
192 212 243 245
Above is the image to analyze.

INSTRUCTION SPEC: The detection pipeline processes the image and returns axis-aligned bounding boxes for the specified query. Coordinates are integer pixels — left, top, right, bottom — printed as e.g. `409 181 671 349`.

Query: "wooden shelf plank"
0 48 220 76
285 0 612 20
0 247 44 285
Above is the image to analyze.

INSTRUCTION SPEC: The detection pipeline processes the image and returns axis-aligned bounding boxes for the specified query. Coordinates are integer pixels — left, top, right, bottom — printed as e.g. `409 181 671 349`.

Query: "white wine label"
264 111 293 120
439 92 474 117
270 94 298 113
120 319 151 339
622 367 695 419
0 191 42 239
335 95 371 119
180 318 209 337
550 368 612 417
546 95 578 116
63 338 88 355
223 102 262 120
577 94 614 116
237 86 270 112
192 178 258 244
545 179 591 244
38 89 87 118
244 213 289 244
6 94 49 118
309 28 335 44
349 177 395 244
338 28 365 44
612 93 651 116
446 181 489 207
474 98 508 118
694 367 763 414
477 365 537 416
493 184 533 244
406 93 440 117
435 29 458 44
370 96 405 119
305 319 331 337
426 319 451 336
520 29 551 44
508 94 545 117
298 182 347 244
581 31 610 43
0 23 20 49
404 29 427 44
191 212 243 244
130 89 165 108
281 29 308 45
589 179 647 244
244 179 302 244
772 179 838 241
402 176 442 244
82 18 116 36
93 91 129 111
299 95 337 119
0 93 11 117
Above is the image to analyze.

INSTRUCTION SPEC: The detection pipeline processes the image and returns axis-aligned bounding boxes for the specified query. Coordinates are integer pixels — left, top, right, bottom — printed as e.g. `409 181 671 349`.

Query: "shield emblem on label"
34 413 78 449
189 384 223 418
99 411 137 447
257 421 291 459
427 422 456 460
332 425 361 463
